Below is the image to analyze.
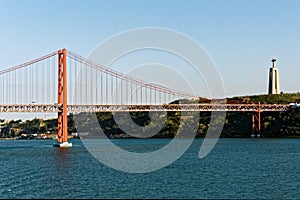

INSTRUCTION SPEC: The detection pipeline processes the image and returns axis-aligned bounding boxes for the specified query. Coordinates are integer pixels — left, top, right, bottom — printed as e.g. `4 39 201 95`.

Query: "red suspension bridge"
0 48 290 147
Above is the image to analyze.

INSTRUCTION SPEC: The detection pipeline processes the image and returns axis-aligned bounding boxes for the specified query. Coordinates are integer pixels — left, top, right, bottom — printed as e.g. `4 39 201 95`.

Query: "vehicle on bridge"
289 103 300 109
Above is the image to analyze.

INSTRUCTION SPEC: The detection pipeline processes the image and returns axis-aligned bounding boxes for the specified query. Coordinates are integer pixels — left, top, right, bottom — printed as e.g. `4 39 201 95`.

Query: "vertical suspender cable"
1 74 2 104
20 69 22 104
100 68 102 104
141 85 142 105
150 87 152 105
80 61 82 104
115 76 117 104
41 61 44 104
47 57 50 104
155 89 157 105
7 73 9 104
95 67 98 104
68 56 71 104
29 65 33 103
90 65 93 104
36 62 38 103
14 70 16 104
136 83 138 105
111 74 113 104
51 57 54 103
106 71 108 104
99 67 101 104
85 63 87 104
130 81 133 104
74 58 77 104
145 86 147 105
126 79 128 105
8 73 10 104
5 74 8 104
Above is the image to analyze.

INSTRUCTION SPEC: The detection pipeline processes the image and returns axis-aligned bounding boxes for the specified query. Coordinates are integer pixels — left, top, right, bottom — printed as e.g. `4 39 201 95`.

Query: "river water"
0 138 299 199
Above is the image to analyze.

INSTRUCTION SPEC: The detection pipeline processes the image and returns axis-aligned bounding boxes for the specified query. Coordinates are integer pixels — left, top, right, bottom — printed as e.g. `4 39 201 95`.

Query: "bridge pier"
251 102 261 138
54 48 72 148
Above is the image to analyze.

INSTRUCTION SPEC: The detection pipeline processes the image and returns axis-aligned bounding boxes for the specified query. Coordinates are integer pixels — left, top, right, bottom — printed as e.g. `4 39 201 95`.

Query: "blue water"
0 138 299 199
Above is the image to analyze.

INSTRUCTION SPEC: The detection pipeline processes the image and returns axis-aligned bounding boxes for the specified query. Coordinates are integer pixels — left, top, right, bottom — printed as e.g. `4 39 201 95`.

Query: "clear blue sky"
1 0 299 97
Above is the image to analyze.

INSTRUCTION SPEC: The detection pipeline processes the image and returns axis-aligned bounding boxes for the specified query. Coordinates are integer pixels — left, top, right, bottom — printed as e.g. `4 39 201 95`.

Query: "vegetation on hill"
1 93 299 139
227 92 300 104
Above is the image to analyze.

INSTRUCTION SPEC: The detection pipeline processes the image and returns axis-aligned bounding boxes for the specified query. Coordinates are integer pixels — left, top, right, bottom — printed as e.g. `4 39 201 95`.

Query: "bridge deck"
0 104 290 113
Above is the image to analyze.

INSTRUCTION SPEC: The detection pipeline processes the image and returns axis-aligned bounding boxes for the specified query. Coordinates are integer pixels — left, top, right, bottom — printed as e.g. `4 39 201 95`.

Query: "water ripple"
0 139 299 199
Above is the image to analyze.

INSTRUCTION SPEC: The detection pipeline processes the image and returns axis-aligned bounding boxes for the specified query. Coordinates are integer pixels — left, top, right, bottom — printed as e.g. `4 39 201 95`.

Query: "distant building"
268 58 280 94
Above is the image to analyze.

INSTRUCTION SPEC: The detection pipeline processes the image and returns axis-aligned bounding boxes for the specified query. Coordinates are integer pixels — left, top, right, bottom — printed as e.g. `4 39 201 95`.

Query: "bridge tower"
54 48 72 148
268 58 280 94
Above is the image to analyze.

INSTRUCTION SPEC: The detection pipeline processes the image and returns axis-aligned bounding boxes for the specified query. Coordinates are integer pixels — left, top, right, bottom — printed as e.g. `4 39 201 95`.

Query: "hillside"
227 93 300 104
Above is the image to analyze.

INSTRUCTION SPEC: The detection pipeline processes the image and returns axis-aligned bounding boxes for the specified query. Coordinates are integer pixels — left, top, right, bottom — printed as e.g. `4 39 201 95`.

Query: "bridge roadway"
0 104 290 113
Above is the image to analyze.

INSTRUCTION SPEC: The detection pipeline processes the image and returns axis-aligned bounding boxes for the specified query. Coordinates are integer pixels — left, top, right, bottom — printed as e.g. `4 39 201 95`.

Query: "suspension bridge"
0 48 290 147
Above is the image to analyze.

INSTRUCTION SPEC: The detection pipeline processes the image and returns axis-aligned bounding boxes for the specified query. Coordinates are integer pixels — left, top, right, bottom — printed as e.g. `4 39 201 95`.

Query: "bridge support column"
54 48 72 148
251 102 261 138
